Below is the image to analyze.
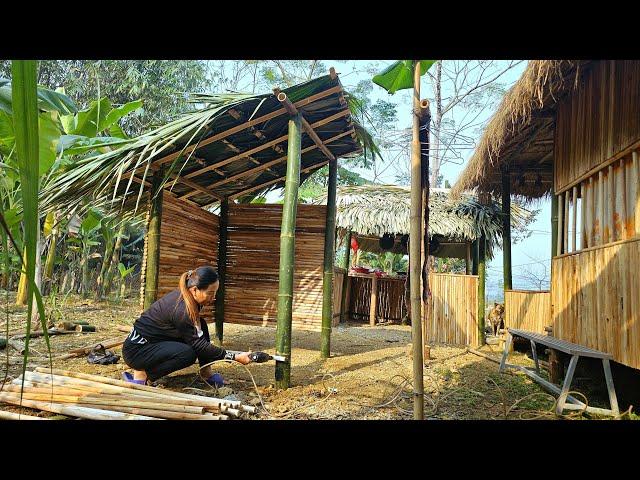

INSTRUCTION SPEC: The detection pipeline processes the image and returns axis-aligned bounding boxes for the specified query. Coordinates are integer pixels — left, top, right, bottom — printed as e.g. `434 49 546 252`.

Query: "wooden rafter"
178 109 351 200
228 159 330 200
121 85 344 182
201 129 355 192
274 88 336 162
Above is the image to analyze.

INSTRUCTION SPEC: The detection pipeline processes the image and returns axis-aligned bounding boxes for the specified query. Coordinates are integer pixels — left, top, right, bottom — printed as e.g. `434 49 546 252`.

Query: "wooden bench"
499 328 620 416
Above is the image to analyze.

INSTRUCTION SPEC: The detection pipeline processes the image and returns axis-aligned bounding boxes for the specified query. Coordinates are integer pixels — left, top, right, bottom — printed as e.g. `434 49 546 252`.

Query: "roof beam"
274 88 336 162
199 129 354 193
228 160 330 200
121 85 344 181
178 108 351 200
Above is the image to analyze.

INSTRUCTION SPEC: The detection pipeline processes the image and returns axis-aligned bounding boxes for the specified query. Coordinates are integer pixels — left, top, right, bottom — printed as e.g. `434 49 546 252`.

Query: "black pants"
122 340 197 382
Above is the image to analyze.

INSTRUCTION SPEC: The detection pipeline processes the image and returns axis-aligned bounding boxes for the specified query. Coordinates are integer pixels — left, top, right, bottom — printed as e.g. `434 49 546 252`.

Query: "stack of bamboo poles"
0 368 257 420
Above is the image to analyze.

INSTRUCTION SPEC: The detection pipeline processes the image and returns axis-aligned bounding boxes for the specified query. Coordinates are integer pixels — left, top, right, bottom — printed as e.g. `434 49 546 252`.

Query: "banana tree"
117 262 135 301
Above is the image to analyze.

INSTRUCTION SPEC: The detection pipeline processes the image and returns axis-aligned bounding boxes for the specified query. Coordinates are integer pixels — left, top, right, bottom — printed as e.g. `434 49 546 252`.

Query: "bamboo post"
214 198 229 345
340 231 352 323
274 113 301 390
369 275 378 327
572 186 578 251
557 193 564 254
419 99 431 352
320 157 338 358
465 242 471 275
551 193 559 257
563 190 569 253
477 233 487 346
143 167 164 310
634 151 639 236
501 165 512 291
471 239 479 275
409 60 424 419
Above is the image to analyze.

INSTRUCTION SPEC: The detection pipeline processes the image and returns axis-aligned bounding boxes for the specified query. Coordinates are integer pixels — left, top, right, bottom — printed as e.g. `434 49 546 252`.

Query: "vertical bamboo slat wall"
555 61 640 192
424 273 478 347
224 204 328 331
146 193 220 320
504 290 551 333
552 238 640 370
347 274 406 323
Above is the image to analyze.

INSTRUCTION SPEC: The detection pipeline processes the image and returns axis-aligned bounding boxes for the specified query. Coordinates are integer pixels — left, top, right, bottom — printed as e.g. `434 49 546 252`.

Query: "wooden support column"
340 231 352 323
143 168 164 310
214 198 229 346
477 233 487 347
369 275 378 327
551 193 559 258
471 239 479 275
501 166 512 291
274 114 301 390
320 157 338 358
465 242 471 274
409 60 424 419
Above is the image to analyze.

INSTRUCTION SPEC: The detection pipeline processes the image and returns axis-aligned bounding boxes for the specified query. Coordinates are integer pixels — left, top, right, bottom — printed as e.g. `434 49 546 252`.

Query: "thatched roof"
452 60 593 199
318 185 532 258
41 72 363 215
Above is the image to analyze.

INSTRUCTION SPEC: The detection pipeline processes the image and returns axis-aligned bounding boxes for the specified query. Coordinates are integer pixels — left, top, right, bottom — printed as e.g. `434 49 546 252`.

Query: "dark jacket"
127 289 226 364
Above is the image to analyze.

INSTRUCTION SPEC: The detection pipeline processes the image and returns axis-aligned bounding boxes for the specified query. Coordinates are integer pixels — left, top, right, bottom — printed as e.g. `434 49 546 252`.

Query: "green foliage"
372 60 437 94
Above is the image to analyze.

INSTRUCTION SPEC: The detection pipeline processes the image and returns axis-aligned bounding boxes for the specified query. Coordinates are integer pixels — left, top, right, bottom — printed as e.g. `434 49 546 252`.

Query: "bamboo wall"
555 61 640 192
333 268 345 321
223 204 329 331
424 273 479 347
348 274 406 323
153 193 220 320
552 238 640 370
504 290 550 333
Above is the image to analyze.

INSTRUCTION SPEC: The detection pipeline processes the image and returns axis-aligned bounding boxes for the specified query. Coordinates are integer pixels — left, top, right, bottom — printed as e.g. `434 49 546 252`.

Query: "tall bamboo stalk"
477 234 486 346
409 60 424 419
320 157 338 358
471 239 479 275
501 166 512 291
215 198 229 345
340 231 352 323
275 114 301 390
143 168 164 310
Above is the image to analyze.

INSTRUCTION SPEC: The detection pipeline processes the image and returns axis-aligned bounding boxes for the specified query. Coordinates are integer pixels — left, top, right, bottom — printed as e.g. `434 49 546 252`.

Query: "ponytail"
179 271 200 327
177 266 219 328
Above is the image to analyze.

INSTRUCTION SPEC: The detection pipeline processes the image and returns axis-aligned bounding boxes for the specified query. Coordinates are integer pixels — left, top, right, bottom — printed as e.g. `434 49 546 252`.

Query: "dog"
487 302 505 336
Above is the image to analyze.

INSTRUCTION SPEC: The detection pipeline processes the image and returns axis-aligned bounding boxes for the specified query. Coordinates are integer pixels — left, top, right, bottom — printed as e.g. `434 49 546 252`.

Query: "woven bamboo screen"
140 193 220 319
424 273 479 347
555 61 640 193
504 290 550 334
552 238 640 370
348 275 406 323
223 204 327 331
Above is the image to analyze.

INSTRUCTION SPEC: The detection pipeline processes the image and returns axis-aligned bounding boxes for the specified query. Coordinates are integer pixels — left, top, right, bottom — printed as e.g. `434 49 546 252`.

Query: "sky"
270 60 553 300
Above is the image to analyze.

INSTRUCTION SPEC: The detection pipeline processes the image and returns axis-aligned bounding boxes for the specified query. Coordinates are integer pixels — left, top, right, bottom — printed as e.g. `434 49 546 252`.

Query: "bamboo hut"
42 71 363 340
320 184 532 346
453 60 640 370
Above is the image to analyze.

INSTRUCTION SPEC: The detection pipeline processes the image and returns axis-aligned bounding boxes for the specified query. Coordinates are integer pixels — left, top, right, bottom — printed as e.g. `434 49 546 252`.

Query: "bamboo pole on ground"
501 165 512 291
409 60 424 419
215 198 229 345
0 410 47 420
320 156 338 358
340 231 352 323
274 113 301 390
143 168 164 310
0 394 158 420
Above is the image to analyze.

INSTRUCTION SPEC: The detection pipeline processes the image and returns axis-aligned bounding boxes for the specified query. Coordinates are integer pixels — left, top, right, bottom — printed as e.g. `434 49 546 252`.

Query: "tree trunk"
501 166 512 292
143 169 164 310
95 230 115 300
429 61 443 188
81 241 90 299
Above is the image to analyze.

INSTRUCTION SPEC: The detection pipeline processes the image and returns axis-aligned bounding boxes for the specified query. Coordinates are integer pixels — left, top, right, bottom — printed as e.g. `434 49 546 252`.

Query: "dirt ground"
0 292 634 420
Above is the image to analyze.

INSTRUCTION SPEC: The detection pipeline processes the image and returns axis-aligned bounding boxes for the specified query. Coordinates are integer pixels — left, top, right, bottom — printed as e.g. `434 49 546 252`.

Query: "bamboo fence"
424 273 479 347
504 290 550 334
347 274 406 324
552 237 640 370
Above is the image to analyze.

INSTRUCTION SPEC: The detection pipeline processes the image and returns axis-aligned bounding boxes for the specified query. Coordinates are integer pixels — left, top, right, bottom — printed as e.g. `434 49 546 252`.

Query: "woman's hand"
233 351 253 365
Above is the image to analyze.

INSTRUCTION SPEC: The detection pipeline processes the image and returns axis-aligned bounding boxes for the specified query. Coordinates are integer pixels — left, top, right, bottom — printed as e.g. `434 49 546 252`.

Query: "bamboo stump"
369 275 378 327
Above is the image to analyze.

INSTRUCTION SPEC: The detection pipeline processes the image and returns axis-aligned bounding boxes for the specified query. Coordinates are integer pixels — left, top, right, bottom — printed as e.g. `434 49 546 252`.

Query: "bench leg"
602 359 620 416
556 355 579 415
530 339 540 374
499 333 513 373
